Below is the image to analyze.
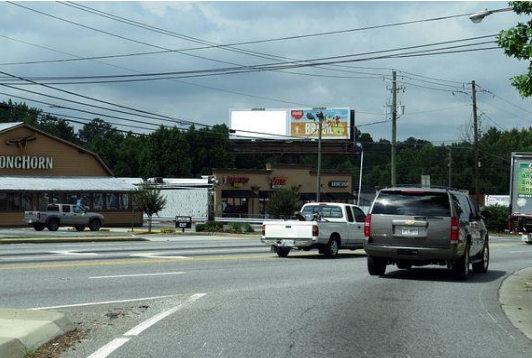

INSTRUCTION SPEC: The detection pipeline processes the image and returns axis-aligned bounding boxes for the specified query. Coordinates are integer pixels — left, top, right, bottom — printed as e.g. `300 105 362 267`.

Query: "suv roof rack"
380 184 460 191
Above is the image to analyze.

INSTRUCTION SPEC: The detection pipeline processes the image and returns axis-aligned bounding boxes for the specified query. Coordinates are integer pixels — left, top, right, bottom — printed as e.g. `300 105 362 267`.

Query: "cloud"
0 1 528 146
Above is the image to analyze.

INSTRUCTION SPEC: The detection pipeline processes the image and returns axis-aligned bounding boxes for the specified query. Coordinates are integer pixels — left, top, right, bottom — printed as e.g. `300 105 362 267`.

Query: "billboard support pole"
316 112 323 202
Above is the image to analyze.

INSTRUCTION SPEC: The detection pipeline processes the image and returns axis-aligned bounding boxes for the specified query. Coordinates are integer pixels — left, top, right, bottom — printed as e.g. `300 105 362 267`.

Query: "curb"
500 267 532 340
0 309 73 358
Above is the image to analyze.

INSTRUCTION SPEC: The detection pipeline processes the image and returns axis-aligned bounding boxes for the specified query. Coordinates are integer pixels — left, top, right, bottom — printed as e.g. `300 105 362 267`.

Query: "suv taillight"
364 214 372 237
450 217 459 242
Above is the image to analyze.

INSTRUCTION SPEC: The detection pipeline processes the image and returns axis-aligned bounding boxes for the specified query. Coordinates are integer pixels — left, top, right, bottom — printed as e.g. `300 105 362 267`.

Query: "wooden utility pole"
391 70 397 186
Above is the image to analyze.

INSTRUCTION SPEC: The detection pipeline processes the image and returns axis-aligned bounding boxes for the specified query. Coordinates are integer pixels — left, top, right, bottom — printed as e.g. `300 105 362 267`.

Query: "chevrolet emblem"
405 220 415 226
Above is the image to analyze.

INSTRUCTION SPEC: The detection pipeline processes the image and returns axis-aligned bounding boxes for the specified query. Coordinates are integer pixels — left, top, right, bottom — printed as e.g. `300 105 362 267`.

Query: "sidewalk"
0 309 72 358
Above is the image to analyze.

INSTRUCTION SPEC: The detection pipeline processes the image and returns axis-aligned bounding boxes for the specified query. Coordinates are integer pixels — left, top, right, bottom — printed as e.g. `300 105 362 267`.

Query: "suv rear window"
372 191 451 216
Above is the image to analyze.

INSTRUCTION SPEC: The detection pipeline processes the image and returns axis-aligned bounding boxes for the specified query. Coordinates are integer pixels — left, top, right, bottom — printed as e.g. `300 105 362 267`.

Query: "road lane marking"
86 293 207 358
89 271 185 279
124 293 206 336
49 250 99 256
87 337 130 358
30 294 183 310
130 253 191 259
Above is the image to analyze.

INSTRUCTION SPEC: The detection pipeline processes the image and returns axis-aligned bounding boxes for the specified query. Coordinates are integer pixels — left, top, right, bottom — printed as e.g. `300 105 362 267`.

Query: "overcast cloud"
0 1 530 144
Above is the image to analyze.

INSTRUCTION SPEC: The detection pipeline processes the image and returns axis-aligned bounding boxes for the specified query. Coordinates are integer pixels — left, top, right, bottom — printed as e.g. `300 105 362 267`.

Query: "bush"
228 222 254 233
482 205 508 233
196 221 224 232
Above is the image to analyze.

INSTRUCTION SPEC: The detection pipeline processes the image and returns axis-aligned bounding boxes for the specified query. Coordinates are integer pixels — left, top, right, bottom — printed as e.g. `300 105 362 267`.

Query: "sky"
0 1 530 145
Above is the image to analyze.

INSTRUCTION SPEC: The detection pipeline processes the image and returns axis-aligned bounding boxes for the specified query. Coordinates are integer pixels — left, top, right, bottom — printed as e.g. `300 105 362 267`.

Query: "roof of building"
0 176 136 192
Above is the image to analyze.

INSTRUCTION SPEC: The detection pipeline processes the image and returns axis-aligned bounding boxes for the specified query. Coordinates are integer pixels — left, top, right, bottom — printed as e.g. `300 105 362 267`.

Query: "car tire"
452 243 470 280
472 242 489 273
368 256 386 276
396 260 412 270
47 219 59 232
33 223 45 231
274 247 290 257
323 238 340 258
89 219 101 232
75 226 85 232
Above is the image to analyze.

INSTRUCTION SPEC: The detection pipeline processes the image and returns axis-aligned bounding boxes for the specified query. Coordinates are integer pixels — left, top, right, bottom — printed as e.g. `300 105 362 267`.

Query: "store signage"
224 176 249 188
0 156 53 169
270 176 287 189
329 180 348 188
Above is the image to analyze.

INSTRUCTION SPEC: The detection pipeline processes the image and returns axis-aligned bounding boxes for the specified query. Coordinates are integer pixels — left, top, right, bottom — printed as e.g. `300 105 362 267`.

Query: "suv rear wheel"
368 256 386 276
452 243 470 280
472 242 489 273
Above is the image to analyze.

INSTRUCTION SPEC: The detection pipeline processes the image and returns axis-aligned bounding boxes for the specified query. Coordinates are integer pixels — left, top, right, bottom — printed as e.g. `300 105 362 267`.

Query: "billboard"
289 108 350 139
230 108 352 140
229 109 288 139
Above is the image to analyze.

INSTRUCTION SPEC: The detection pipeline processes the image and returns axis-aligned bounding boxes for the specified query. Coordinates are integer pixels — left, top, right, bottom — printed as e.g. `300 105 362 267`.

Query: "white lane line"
89 271 185 279
49 250 99 256
87 337 130 358
130 253 191 259
30 294 182 310
86 293 207 358
124 293 206 336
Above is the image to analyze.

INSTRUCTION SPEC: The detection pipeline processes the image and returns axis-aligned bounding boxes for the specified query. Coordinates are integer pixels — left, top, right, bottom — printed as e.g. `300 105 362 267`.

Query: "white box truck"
509 152 532 243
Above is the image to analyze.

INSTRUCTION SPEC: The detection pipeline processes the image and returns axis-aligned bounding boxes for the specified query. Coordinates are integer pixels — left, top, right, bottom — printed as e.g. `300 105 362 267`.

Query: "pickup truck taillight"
364 214 371 237
312 225 319 237
262 224 266 236
37 213 41 220
450 217 459 242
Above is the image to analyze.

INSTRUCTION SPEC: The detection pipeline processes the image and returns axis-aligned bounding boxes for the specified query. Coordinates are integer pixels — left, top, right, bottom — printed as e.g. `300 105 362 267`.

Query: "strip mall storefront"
0 122 142 227
212 163 355 219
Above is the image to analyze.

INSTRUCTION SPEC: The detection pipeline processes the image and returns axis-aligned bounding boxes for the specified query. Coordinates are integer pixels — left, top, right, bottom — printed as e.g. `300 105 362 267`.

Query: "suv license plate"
402 227 418 236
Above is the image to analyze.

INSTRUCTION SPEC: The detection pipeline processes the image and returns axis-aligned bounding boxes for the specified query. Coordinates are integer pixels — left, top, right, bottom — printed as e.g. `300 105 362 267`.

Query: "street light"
356 143 364 206
469 7 512 23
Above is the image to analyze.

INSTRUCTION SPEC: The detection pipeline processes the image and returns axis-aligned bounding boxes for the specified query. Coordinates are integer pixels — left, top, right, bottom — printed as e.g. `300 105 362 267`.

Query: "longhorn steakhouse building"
0 122 142 227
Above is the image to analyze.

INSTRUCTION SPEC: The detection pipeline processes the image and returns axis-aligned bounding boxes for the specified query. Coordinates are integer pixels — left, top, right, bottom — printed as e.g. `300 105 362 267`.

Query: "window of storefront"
0 193 32 211
223 198 249 217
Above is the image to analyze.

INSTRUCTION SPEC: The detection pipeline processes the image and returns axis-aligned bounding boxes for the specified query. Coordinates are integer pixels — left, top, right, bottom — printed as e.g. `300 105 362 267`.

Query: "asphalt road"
1 235 531 358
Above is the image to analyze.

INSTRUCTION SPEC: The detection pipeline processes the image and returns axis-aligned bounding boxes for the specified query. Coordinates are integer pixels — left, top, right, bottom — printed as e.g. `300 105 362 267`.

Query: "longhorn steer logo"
5 134 37 152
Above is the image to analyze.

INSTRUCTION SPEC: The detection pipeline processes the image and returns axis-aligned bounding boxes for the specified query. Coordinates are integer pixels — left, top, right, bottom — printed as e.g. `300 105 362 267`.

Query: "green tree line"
1 100 529 196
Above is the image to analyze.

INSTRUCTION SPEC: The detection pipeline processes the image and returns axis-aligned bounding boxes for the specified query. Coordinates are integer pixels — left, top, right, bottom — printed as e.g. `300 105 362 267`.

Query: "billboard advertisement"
229 109 288 139
229 108 352 140
289 108 350 139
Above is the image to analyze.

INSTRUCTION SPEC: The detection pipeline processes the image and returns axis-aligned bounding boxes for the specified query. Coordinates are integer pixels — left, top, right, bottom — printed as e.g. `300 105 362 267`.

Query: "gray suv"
363 186 490 280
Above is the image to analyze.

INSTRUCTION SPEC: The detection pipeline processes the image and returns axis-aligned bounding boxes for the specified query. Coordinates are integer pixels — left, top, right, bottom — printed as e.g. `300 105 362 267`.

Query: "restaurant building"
0 122 141 227
212 163 355 219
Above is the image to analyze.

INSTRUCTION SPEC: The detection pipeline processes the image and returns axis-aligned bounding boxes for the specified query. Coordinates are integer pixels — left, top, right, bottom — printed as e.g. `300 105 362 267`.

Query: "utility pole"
448 147 452 187
472 80 480 208
391 70 397 186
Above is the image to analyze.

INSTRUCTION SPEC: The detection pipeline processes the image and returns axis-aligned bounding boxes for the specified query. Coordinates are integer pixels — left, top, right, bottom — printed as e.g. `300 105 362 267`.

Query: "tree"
498 1 532 97
266 187 301 219
131 183 167 233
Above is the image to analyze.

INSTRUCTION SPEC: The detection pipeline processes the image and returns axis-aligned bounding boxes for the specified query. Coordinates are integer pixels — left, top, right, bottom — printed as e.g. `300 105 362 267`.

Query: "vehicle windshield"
372 191 451 216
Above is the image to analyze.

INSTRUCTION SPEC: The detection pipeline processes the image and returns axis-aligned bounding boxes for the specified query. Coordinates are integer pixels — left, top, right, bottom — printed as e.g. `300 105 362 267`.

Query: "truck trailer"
509 152 532 243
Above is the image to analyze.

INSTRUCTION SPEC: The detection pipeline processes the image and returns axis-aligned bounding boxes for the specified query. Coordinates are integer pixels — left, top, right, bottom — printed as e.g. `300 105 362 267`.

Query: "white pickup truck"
261 202 366 258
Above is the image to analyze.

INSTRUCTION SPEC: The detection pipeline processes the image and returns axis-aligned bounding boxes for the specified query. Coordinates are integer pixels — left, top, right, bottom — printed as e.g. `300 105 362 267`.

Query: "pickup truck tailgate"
263 221 315 239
